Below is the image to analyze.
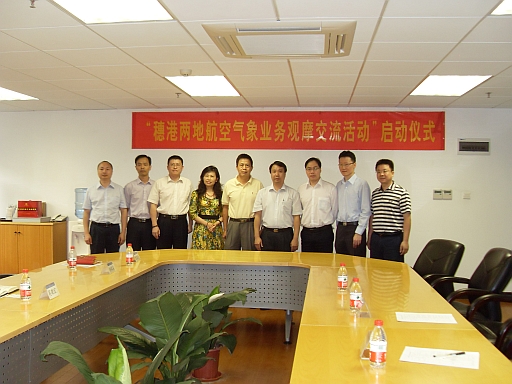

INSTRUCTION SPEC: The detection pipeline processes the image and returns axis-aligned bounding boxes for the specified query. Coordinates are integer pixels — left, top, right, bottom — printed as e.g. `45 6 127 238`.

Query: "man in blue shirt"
83 161 128 254
335 151 371 257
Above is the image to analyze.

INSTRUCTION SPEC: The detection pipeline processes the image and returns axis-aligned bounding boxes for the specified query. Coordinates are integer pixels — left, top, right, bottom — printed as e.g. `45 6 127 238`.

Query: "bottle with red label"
126 243 134 265
369 319 387 368
337 263 348 291
349 277 363 313
20 269 31 301
68 245 77 271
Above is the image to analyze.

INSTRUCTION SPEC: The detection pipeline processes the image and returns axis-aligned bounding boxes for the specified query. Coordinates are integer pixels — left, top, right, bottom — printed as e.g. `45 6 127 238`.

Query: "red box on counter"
18 200 43 218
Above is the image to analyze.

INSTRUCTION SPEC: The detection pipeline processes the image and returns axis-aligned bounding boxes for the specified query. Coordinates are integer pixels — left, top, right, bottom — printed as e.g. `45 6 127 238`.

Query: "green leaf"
221 316 263 331
99 326 157 358
141 329 182 384
139 292 184 340
40 341 95 384
130 361 151 372
90 373 123 383
107 338 132 384
215 333 237 354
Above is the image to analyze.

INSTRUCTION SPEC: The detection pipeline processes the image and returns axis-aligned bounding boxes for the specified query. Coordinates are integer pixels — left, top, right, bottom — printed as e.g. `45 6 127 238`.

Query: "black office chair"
431 248 512 321
466 292 512 359
0 274 13 279
412 239 465 298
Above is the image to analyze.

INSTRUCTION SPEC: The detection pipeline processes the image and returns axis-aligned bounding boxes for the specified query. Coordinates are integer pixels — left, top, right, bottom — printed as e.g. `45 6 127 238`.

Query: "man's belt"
130 217 149 222
159 214 187 220
263 226 292 233
337 221 358 226
230 218 254 223
91 221 117 227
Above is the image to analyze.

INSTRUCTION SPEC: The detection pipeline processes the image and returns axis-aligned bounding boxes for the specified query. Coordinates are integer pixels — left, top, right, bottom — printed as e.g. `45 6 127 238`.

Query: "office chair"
431 247 512 321
0 274 13 279
466 292 512 359
412 239 465 298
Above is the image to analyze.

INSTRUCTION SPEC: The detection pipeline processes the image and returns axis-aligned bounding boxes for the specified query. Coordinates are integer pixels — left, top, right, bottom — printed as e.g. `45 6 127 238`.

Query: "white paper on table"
77 261 102 268
399 347 479 369
396 312 457 324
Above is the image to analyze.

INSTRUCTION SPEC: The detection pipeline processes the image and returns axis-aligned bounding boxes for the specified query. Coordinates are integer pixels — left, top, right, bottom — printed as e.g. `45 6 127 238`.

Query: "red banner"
132 111 444 150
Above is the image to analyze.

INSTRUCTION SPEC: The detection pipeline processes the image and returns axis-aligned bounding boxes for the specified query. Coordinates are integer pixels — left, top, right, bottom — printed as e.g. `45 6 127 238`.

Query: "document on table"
400 347 479 369
0 285 18 298
396 312 457 324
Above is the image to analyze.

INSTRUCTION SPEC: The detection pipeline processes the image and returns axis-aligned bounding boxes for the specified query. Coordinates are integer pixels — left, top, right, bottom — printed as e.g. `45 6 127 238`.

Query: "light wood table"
0 250 510 383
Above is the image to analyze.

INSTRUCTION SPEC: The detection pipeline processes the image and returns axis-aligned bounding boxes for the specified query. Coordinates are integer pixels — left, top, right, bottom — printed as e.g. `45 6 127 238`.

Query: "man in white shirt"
148 155 193 249
298 157 337 253
335 151 371 257
222 153 264 250
124 154 156 251
253 161 302 252
83 161 128 254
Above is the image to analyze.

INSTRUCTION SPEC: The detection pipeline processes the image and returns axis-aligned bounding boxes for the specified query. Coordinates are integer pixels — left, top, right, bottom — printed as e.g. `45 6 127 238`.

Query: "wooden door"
17 224 48 271
0 224 20 274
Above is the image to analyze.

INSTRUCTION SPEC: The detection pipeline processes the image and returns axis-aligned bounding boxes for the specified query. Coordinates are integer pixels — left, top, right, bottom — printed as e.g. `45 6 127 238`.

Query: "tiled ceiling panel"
0 0 509 111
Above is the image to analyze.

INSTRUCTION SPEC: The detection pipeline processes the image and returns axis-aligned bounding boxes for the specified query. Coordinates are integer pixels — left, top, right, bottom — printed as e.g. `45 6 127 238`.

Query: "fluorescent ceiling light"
165 76 239 97
411 75 491 96
52 0 172 24
0 87 38 101
492 0 512 15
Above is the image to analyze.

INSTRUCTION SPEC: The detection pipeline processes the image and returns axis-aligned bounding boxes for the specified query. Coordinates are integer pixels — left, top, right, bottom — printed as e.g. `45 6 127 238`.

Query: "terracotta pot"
192 348 222 382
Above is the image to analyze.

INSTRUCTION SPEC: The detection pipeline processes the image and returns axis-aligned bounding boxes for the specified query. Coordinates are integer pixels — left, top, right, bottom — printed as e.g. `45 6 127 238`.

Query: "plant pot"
192 347 222 382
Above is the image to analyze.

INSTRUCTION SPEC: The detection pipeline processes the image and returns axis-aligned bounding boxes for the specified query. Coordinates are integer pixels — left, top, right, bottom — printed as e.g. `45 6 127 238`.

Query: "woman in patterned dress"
189 166 224 250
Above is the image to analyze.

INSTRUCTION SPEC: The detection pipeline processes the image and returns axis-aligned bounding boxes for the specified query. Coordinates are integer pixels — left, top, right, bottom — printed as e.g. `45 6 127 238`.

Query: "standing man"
222 154 264 251
335 151 371 257
83 161 128 254
368 159 412 262
148 155 193 250
253 161 302 252
124 154 156 251
298 157 337 253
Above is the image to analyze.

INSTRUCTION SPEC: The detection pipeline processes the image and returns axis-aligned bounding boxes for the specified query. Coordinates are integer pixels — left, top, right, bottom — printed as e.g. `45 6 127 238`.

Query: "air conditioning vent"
203 21 356 59
458 139 490 155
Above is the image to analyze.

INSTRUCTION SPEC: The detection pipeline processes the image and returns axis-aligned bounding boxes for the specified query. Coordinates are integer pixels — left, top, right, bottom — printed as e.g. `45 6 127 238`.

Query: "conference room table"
0 249 511 383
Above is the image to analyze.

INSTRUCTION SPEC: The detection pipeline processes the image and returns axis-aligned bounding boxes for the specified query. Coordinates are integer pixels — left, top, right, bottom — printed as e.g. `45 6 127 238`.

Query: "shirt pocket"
318 197 330 212
282 198 293 212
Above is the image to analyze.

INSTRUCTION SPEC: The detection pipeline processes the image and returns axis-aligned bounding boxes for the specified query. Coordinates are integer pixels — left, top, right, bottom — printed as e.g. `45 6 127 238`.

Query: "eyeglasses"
376 170 391 175
169 163 182 168
338 162 354 168
306 167 320 172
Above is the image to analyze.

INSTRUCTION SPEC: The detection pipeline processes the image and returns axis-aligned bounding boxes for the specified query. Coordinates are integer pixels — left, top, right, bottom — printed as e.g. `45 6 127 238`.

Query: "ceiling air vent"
203 21 356 59
458 139 490 155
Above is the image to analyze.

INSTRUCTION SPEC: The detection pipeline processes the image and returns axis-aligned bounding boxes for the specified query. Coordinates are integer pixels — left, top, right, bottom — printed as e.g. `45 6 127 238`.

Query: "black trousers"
370 232 404 262
300 225 334 253
90 222 120 254
126 219 156 251
335 224 367 257
260 227 293 252
157 215 188 249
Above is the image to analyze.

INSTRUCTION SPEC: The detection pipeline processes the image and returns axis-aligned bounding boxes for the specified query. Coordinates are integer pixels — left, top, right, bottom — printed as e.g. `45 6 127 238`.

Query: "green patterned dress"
189 190 224 250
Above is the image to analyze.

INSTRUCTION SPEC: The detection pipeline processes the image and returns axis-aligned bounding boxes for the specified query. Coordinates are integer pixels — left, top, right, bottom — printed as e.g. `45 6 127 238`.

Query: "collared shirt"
124 178 155 219
147 175 193 215
371 181 411 233
335 174 371 235
298 178 337 228
83 182 127 224
253 184 302 228
222 176 264 219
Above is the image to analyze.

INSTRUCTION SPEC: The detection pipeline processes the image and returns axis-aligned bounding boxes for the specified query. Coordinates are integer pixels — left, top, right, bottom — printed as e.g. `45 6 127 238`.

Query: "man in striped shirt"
368 159 411 262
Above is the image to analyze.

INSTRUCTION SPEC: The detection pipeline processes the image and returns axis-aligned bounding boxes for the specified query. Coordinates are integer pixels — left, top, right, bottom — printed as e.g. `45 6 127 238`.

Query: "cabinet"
0 221 67 274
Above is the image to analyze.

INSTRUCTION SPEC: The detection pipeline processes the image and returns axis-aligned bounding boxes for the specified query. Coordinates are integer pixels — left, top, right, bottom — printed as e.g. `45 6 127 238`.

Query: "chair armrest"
431 276 470 289
467 293 512 321
423 273 450 284
446 288 497 304
496 318 512 351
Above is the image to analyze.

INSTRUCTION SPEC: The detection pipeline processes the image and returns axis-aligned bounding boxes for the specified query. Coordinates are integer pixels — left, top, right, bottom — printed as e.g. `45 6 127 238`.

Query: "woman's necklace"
205 190 215 198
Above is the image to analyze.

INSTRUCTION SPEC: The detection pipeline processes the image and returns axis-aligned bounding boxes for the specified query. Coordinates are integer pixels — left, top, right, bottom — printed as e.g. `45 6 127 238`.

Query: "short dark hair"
135 154 151 165
236 153 253 167
269 160 287 173
97 160 113 169
338 151 356 163
167 155 184 166
305 157 321 168
375 159 394 171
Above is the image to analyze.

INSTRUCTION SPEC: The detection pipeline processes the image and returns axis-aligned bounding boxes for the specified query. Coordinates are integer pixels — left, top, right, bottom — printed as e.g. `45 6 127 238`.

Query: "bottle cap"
340 263 345 266
70 246 75 249
375 319 383 326
22 269 28 273
353 277 359 282
128 243 132 246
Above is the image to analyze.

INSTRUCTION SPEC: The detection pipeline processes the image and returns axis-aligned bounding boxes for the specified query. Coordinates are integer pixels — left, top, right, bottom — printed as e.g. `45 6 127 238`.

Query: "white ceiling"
0 0 511 112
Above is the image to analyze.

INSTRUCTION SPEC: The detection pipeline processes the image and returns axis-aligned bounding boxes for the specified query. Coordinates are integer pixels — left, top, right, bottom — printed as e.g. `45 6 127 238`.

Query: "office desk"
0 251 510 383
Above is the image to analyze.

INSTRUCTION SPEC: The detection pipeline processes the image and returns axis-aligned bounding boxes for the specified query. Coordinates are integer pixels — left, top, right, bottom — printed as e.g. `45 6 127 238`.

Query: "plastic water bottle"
369 319 387 368
20 269 31 301
68 245 77 270
126 243 134 265
337 263 348 291
349 277 363 313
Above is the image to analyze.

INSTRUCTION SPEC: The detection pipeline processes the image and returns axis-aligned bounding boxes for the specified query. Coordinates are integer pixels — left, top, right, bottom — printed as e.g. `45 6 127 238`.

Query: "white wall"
1 108 511 285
